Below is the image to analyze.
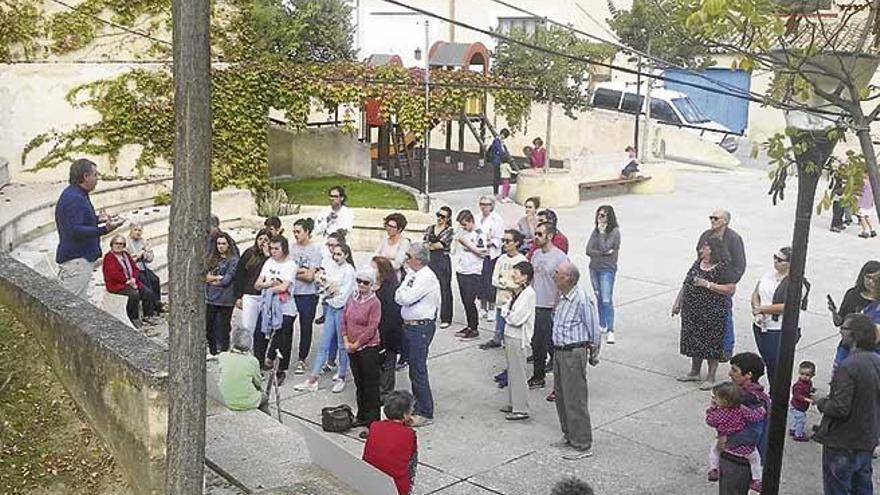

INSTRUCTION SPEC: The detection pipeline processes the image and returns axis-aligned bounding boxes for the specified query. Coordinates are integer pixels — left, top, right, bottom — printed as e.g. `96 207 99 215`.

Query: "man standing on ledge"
395 243 441 427
55 158 124 298
551 261 602 460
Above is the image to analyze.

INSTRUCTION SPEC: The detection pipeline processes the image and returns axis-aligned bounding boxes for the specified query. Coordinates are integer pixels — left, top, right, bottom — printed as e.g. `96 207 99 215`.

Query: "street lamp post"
423 18 431 213
760 50 880 495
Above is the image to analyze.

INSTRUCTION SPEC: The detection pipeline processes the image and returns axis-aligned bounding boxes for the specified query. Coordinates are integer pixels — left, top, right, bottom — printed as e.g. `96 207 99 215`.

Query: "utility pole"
448 0 455 41
633 55 642 149
545 92 553 172
166 0 211 493
423 18 431 213
640 38 652 162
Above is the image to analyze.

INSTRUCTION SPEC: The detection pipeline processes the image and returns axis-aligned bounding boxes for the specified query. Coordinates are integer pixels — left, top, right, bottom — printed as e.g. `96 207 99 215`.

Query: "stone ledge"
0 252 168 495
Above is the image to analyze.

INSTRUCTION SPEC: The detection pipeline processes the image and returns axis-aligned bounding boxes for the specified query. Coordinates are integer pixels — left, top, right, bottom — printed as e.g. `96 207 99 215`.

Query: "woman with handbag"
342 266 382 433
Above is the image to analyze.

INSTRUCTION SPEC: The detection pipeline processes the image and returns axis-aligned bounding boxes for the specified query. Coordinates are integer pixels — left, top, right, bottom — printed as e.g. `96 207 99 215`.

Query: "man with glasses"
481 230 527 350
477 196 505 322
395 244 441 427
814 314 880 494
315 185 354 240
56 158 124 298
527 209 569 258
697 209 746 359
529 222 570 389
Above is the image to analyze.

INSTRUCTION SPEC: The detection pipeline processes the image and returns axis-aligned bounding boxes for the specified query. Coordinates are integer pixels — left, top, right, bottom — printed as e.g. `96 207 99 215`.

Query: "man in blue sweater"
55 158 124 298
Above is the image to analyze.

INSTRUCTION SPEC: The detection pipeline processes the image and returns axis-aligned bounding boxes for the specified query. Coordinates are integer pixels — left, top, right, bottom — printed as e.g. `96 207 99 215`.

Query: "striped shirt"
552 285 602 348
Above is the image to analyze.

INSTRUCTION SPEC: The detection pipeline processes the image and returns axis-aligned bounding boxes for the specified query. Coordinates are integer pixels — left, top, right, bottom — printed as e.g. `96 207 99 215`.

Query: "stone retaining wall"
0 253 168 495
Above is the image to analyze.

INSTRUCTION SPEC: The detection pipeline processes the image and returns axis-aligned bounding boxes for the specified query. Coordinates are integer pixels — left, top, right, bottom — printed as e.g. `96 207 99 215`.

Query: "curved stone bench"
99 291 134 328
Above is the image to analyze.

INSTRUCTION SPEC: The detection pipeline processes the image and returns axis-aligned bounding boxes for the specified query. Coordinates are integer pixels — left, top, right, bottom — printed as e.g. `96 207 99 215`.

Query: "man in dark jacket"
487 128 510 196
55 158 124 298
814 314 880 495
696 209 746 359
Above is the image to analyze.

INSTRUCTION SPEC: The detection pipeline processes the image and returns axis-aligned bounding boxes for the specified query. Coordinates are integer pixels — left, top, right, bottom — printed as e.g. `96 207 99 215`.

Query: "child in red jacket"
789 360 816 441
363 391 418 495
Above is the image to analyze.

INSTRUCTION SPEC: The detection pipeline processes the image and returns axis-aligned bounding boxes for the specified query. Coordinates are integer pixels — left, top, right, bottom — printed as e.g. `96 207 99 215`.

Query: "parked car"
591 82 739 153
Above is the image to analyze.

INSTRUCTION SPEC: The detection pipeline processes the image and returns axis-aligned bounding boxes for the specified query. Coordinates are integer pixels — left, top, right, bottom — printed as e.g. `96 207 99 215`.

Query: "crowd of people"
54 158 880 495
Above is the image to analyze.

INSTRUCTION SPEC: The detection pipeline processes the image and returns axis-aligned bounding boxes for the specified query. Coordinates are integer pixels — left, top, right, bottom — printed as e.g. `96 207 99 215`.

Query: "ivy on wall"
0 0 43 61
22 61 533 193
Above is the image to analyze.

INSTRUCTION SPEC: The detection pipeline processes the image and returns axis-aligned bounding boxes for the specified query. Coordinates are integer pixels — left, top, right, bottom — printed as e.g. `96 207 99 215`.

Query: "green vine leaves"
22 61 535 194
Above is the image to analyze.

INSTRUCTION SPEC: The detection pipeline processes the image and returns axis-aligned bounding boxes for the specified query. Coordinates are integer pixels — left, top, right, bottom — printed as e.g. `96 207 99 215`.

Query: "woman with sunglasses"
102 234 158 327
234 229 271 336
751 247 810 382
342 266 383 433
424 206 454 329
376 212 411 276
586 205 621 344
205 232 240 356
295 243 356 393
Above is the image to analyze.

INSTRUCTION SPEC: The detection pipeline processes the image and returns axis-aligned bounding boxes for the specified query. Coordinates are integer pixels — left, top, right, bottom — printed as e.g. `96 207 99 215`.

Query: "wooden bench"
579 175 651 200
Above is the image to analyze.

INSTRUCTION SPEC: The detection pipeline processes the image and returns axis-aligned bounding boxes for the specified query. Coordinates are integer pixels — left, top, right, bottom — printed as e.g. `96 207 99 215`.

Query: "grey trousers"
58 258 94 299
719 453 751 495
553 347 592 450
504 336 529 414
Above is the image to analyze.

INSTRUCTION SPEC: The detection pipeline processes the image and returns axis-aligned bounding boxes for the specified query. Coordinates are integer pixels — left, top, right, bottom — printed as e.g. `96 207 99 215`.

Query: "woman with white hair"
218 326 267 413
342 266 383 431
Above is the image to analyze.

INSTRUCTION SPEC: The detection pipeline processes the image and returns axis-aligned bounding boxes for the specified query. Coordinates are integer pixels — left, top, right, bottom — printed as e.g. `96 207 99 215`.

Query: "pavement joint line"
613 287 680 309
796 330 842 351
599 356 680 379
597 424 697 463
594 387 700 432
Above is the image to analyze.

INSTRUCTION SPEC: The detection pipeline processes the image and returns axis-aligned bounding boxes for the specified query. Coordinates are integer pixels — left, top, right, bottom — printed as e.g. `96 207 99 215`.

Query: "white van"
590 82 738 152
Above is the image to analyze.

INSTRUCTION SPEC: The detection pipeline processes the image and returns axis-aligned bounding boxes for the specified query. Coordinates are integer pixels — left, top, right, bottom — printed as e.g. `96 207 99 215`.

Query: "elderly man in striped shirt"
551 261 602 460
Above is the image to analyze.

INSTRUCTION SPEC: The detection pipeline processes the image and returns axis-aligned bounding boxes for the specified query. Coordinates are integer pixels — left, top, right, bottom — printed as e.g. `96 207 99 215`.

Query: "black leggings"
254 315 296 371
206 304 234 355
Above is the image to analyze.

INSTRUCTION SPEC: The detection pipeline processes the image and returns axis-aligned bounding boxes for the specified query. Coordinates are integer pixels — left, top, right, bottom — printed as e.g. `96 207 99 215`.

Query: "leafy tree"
492 24 616 118
217 0 356 63
607 0 713 68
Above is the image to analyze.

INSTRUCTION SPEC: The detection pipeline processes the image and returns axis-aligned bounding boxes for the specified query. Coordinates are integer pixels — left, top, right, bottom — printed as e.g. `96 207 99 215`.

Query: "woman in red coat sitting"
102 234 157 326
362 390 418 495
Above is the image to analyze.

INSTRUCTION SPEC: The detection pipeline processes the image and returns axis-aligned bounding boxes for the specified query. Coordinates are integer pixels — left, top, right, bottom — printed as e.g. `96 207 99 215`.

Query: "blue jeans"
753 325 781 384
310 306 348 378
322 302 339 363
589 269 616 331
493 307 506 343
822 446 874 495
405 321 435 418
789 407 807 437
723 296 735 357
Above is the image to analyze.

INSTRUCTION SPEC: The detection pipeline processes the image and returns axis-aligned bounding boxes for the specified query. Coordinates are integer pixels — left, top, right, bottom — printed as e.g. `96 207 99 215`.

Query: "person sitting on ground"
619 145 640 179
550 477 595 495
218 327 268 414
363 390 419 495
102 234 158 327
705 382 765 492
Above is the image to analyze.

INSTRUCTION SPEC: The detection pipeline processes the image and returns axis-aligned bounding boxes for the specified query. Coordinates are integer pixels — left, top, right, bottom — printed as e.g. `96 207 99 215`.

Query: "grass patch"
0 306 127 495
275 175 418 210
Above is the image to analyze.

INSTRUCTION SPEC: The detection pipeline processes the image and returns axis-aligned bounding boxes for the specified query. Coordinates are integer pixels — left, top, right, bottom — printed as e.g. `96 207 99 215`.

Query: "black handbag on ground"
321 404 354 432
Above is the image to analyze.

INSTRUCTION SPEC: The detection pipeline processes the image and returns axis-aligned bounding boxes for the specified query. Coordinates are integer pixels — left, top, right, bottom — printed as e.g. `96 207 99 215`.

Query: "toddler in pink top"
706 382 765 491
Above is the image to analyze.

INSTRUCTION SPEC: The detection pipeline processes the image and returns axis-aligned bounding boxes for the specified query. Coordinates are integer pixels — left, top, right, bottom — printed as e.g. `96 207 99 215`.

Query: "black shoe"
872 231 877 238
454 328 471 338
276 371 287 387
358 430 369 439
316 315 326 324
352 419 369 428
526 355 534 363
494 370 508 383
459 329 480 340
479 340 502 350
528 377 545 389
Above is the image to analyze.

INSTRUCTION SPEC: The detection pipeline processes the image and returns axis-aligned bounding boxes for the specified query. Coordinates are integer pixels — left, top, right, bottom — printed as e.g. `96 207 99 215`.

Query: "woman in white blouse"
500 260 536 421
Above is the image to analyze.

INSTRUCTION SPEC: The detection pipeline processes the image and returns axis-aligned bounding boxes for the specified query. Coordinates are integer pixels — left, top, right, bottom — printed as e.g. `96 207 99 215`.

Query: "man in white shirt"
454 209 487 340
395 243 441 427
477 196 505 322
315 185 355 239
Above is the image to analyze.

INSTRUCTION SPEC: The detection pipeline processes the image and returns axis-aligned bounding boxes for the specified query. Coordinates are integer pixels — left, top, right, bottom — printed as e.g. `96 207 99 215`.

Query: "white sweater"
503 285 536 348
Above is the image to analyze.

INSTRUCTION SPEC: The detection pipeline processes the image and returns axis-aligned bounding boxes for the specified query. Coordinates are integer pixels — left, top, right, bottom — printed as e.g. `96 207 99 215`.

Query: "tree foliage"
492 24 616 118
607 0 714 68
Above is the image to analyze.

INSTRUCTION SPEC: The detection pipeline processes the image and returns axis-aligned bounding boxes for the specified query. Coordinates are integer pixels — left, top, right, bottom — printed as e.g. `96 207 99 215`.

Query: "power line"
381 0 843 121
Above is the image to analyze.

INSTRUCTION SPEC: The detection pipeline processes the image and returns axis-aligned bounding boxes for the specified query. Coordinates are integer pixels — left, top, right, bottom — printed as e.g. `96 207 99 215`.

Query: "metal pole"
634 55 642 149
640 38 652 162
761 129 837 495
545 93 552 172
423 18 431 213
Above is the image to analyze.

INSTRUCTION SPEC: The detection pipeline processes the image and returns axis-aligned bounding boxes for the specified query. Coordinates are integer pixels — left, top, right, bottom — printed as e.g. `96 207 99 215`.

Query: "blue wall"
662 68 751 134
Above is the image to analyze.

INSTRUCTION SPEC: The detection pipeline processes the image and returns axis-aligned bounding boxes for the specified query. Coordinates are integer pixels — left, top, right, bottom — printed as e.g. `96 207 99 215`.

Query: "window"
497 16 544 36
621 93 644 114
671 97 710 124
592 89 622 110
650 100 681 124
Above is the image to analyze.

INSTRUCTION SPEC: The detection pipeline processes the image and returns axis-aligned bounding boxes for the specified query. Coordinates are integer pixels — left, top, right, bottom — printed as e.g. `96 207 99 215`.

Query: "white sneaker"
331 377 346 393
606 332 615 344
293 380 319 392
206 353 218 362
439 322 451 329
